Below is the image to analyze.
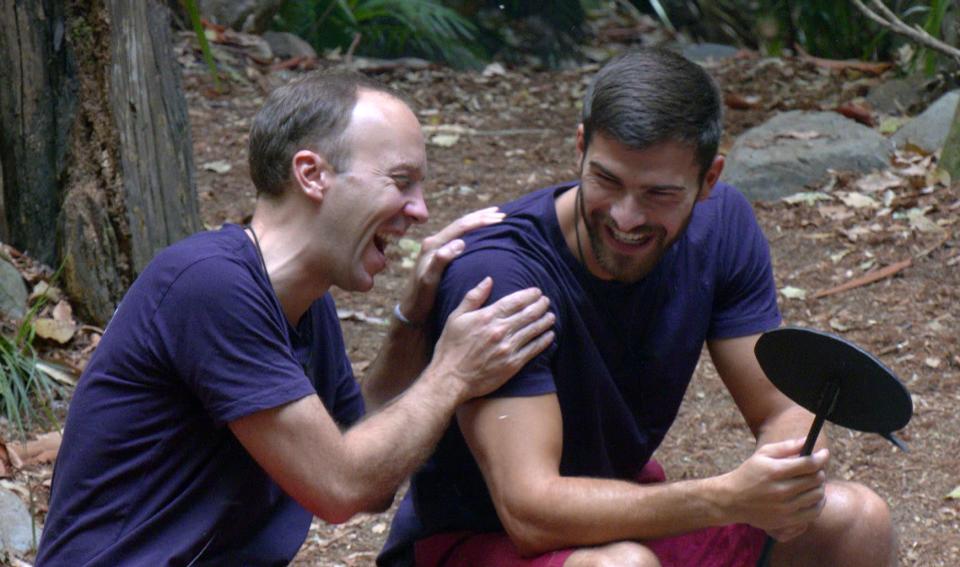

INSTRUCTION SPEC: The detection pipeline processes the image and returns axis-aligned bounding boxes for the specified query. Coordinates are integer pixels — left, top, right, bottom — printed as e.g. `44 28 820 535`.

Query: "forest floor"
3 31 959 567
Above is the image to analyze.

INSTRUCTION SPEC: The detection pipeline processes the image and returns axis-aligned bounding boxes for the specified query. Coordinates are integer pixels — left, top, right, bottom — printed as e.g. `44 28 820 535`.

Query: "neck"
556 185 603 278
247 198 332 325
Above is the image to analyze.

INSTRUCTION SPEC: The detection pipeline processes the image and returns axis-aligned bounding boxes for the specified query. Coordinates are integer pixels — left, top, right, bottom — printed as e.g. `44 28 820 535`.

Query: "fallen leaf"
52 299 73 322
778 130 823 141
202 160 233 174
818 205 854 221
834 103 875 127
948 486 960 500
430 133 460 147
724 93 762 110
29 281 62 304
907 208 943 234
855 171 903 194
878 116 908 134
6 431 62 467
783 192 833 205
779 286 807 300
839 226 872 242
927 168 951 187
839 192 879 209
830 249 853 263
482 62 506 77
336 309 387 326
33 317 77 344
829 318 850 332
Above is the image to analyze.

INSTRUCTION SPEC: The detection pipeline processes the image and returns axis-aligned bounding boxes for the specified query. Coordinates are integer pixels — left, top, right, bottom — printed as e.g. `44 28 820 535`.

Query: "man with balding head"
36 73 554 565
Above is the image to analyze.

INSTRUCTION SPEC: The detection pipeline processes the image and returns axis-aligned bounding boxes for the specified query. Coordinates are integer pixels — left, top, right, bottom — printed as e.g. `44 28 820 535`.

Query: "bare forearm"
343 366 463 510
500 475 726 555
360 319 431 411
756 404 825 451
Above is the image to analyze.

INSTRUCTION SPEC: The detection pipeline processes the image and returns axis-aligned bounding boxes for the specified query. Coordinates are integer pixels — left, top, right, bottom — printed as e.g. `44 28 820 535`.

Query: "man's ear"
697 155 725 202
292 150 334 203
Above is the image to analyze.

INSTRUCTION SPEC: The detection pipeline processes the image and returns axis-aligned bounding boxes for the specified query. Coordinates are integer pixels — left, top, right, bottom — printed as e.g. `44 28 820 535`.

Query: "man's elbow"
498 500 563 557
307 482 397 524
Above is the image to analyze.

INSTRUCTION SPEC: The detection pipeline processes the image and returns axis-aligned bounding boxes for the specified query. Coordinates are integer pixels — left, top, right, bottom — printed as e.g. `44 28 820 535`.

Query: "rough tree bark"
0 0 200 325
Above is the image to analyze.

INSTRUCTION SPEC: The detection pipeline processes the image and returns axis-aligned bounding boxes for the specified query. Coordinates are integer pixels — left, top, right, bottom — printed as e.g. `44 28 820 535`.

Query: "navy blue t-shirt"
37 224 364 566
379 182 781 565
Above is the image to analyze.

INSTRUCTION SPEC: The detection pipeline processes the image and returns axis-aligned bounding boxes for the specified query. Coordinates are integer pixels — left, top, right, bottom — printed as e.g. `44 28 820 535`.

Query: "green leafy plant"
274 0 483 68
181 0 223 91
911 0 952 74
0 297 66 439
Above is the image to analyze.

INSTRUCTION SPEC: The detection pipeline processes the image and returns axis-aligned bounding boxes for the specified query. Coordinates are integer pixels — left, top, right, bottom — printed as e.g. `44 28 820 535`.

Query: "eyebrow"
588 160 685 192
389 164 426 179
588 160 621 183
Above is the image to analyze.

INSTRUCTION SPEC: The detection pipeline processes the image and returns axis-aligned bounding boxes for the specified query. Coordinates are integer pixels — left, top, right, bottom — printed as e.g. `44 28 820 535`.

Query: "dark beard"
578 185 696 283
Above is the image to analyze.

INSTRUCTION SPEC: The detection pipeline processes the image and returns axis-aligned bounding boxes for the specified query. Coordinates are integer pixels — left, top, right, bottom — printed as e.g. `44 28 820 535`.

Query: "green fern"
275 0 482 68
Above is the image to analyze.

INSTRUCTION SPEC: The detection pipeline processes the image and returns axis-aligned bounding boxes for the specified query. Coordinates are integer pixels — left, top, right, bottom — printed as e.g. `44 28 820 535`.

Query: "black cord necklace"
246 225 270 282
574 186 587 266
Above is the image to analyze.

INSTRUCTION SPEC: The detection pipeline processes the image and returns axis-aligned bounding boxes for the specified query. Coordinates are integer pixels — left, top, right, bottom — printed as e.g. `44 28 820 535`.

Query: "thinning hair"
581 47 723 180
248 72 407 197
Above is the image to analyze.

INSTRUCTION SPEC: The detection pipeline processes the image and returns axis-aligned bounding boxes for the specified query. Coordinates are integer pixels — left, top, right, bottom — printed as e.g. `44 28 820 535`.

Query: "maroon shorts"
413 461 766 567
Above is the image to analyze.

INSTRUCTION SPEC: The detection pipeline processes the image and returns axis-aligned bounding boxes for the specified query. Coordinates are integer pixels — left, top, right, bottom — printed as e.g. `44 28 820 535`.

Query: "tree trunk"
0 0 200 325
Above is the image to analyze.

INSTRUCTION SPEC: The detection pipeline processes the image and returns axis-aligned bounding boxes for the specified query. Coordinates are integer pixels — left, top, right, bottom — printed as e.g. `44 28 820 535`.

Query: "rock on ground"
866 73 941 115
198 0 283 33
722 111 892 201
0 256 27 320
263 31 317 61
0 488 34 555
680 42 739 65
891 90 960 153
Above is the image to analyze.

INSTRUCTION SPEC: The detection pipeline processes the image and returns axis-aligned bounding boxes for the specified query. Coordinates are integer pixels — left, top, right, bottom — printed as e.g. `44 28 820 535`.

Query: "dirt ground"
4 34 958 566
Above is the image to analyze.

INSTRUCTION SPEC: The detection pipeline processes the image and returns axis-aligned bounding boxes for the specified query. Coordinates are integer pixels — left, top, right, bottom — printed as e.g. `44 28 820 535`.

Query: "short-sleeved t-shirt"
379 182 780 565
36 224 364 566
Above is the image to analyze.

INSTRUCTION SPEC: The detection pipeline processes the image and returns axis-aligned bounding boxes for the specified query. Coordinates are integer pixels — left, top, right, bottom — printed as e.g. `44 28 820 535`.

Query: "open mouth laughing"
604 223 656 250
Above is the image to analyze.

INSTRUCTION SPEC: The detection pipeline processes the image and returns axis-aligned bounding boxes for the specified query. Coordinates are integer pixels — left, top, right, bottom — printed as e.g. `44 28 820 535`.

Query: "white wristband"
393 303 422 328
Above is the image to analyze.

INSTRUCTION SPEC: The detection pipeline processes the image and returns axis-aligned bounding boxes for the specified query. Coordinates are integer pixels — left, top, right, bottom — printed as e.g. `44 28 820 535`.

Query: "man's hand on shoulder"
426 276 555 402
397 207 505 326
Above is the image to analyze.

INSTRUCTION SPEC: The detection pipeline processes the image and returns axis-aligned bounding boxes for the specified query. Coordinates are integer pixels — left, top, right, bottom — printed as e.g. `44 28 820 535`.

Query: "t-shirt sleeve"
433 247 560 398
315 294 365 427
708 187 782 339
152 256 316 425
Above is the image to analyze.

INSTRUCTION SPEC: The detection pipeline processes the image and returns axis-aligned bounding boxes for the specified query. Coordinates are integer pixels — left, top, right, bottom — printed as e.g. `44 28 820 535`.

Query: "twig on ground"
813 258 913 298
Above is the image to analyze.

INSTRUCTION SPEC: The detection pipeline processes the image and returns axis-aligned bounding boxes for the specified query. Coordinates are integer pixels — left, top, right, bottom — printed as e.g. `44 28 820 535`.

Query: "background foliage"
263 0 958 70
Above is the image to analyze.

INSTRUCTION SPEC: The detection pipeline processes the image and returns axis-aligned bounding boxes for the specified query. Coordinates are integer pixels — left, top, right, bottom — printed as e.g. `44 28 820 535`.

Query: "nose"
609 193 646 231
404 184 429 225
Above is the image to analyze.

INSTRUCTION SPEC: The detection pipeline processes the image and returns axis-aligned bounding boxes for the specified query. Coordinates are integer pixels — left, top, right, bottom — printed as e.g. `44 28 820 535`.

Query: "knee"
829 481 893 538
565 542 661 567
817 481 895 566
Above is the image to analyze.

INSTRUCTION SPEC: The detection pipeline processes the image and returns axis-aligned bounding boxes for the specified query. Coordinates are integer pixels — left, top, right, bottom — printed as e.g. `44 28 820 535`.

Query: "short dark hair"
581 48 723 180
248 72 406 197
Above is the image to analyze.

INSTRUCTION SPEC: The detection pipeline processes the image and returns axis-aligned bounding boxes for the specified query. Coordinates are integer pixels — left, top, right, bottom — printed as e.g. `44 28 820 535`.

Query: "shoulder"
685 182 764 247
129 226 263 318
